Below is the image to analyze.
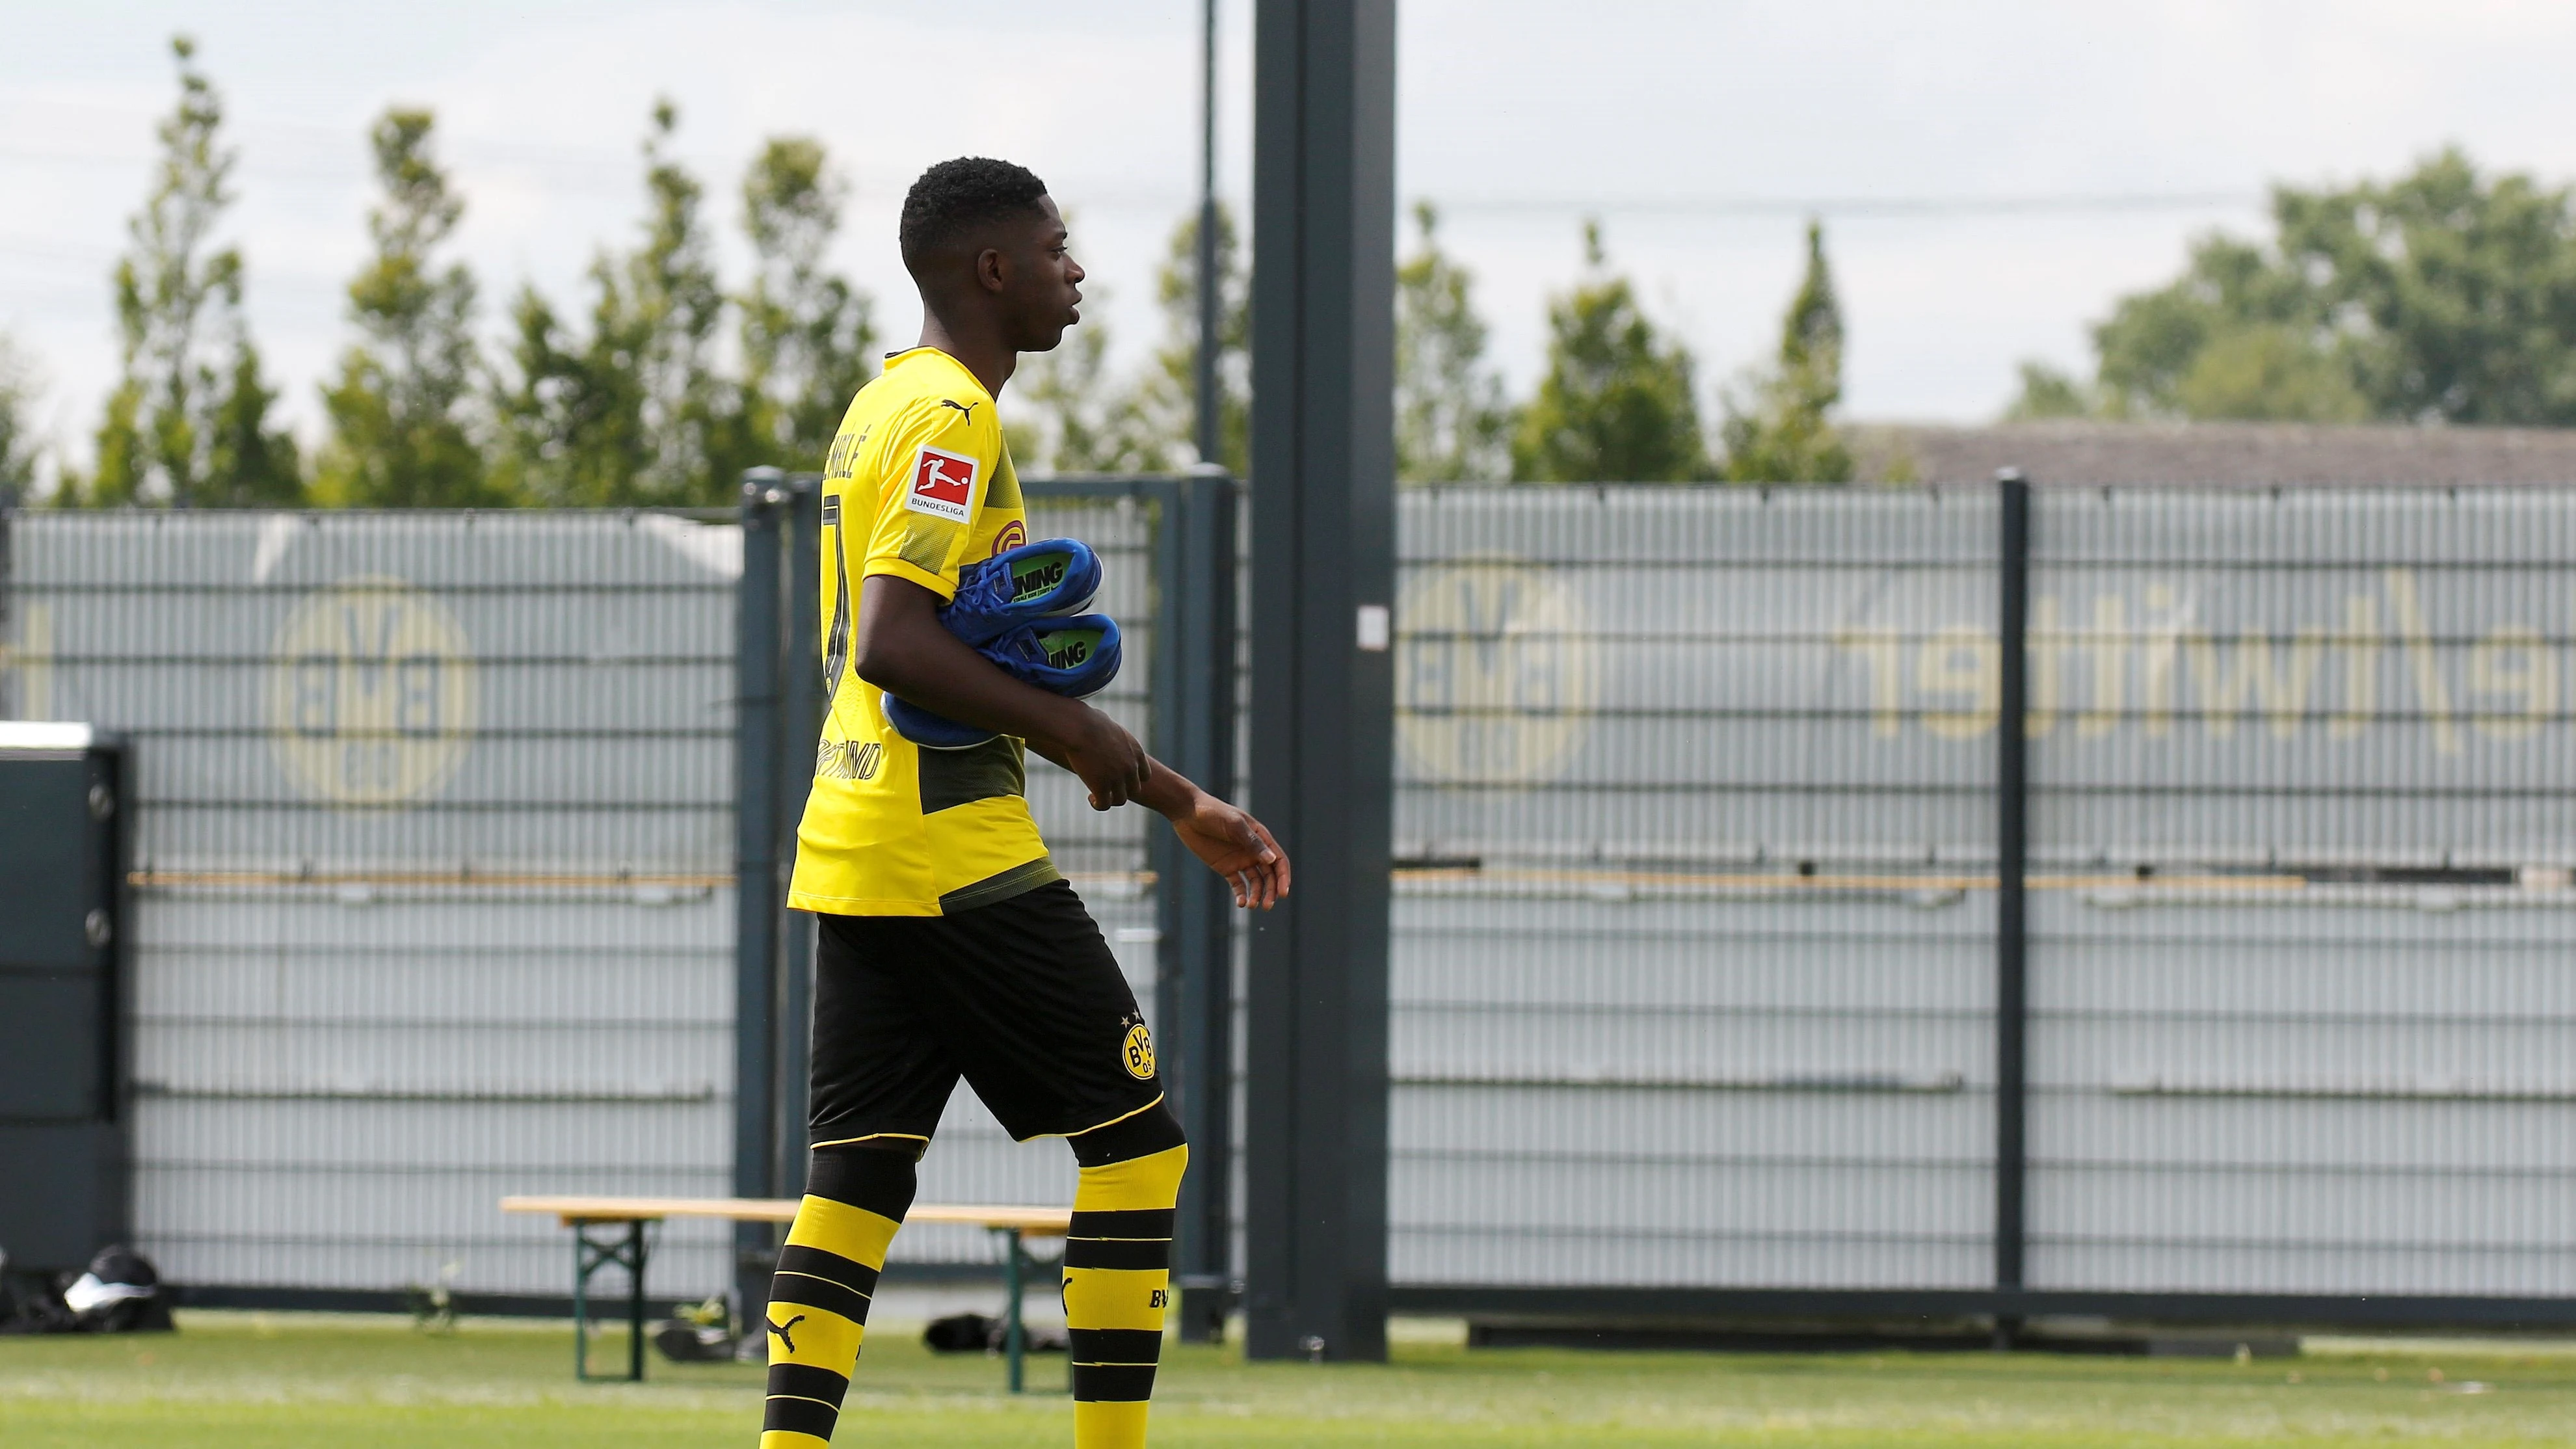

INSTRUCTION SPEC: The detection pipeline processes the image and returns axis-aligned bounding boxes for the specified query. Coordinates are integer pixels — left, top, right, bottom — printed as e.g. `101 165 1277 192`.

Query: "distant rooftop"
1849 421 2576 487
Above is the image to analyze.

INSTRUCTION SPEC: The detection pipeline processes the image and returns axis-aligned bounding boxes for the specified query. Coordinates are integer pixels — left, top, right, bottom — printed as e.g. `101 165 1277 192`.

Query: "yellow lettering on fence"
1917 626 1999 739
2328 595 2380 741
2182 626 2326 739
2381 568 2462 756
1837 629 1905 739
2026 596 2064 739
2076 594 2126 738
2141 585 2178 739
2468 625 2555 741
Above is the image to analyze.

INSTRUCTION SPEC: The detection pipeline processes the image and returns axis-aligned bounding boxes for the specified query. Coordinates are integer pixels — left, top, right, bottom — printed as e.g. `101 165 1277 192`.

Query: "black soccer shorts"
806 879 1163 1148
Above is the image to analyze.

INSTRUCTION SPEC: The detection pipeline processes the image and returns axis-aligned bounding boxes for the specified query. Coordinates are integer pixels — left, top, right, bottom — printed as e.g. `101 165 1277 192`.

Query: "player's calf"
1062 1104 1188 1449
759 1142 920 1448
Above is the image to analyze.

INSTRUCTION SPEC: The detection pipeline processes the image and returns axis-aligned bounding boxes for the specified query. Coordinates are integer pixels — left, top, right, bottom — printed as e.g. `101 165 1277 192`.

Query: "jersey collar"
883 347 994 403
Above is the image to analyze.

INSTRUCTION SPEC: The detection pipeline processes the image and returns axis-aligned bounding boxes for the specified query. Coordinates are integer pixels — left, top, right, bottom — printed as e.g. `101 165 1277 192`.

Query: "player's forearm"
1024 738 1197 818
1133 758 1204 820
852 602 1090 746
853 571 1098 746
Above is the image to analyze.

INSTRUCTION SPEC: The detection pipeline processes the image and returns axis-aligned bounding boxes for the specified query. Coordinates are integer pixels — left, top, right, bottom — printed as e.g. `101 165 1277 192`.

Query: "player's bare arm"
853 571 1147 804
854 572 1289 909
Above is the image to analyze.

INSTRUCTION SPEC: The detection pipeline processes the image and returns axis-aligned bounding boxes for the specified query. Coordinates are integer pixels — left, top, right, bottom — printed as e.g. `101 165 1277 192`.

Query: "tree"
1512 221 1710 483
1396 202 1513 483
1718 220 1855 483
315 109 498 506
85 35 299 507
2012 148 2576 425
0 334 41 503
495 98 725 506
1012 206 1249 476
1009 289 1134 472
2001 361 2093 421
728 137 875 477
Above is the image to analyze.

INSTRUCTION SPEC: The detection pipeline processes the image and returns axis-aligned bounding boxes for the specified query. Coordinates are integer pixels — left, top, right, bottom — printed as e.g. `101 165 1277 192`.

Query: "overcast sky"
8 0 2576 469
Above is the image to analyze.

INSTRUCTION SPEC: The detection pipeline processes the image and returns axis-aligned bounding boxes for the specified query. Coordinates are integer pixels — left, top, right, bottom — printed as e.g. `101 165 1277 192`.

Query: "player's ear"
974 246 1007 294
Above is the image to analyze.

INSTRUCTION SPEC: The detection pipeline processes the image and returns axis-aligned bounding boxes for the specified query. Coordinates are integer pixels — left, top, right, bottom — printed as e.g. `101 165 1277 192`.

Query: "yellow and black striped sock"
1063 1104 1188 1449
759 1142 916 1448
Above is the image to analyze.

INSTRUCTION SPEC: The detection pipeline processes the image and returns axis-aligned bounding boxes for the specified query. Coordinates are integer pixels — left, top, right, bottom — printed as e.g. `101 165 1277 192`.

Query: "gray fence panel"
1389 486 2000 1292
15 483 2569 1312
2026 488 2576 1297
7 511 741 1299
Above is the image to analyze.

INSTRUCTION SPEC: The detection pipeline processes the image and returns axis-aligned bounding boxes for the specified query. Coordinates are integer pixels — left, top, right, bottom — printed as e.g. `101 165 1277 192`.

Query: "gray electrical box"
0 723 129 1277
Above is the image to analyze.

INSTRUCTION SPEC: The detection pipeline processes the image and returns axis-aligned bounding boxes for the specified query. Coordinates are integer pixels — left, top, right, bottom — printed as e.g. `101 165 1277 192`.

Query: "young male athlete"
758 157 1289 1449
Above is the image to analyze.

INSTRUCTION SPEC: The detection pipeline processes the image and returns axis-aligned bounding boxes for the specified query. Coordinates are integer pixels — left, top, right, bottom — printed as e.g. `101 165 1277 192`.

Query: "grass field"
5 1312 2576 1448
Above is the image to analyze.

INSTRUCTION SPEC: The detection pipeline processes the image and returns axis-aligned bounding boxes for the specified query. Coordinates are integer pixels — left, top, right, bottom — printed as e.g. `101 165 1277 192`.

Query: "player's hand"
1170 792 1290 909
1057 706 1150 810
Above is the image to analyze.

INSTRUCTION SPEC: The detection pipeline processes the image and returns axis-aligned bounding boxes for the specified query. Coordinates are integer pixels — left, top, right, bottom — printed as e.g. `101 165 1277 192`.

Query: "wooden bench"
500 1195 1071 1386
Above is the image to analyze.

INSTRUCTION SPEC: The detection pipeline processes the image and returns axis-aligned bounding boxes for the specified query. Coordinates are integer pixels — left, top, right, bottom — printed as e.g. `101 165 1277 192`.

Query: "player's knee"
1069 1100 1186 1169
804 1137 922 1219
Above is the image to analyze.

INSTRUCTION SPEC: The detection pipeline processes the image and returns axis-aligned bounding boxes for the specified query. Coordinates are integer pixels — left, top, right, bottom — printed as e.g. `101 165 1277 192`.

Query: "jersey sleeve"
859 399 1000 600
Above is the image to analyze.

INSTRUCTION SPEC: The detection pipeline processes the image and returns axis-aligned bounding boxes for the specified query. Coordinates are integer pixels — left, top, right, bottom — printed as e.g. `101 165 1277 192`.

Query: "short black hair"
899 157 1050 276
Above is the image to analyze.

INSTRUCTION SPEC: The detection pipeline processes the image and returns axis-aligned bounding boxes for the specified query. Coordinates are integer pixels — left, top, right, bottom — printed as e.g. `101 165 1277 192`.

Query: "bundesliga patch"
903 445 979 524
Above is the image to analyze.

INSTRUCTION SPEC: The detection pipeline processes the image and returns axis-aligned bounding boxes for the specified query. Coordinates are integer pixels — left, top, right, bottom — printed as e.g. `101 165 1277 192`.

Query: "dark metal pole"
1245 0 1398 1364
1158 470 1240 1342
1194 0 1224 466
776 475 823 1201
734 468 787 1333
1993 468 2032 1349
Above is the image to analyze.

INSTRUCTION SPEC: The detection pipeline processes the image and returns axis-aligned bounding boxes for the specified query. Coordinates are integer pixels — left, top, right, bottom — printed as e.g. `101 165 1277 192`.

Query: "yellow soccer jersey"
787 347 1057 916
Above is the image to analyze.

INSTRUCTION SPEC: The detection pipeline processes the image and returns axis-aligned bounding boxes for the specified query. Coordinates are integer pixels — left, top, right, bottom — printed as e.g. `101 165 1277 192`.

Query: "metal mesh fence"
10 482 2571 1310
2025 488 2576 1296
1388 486 2000 1290
3 510 740 1299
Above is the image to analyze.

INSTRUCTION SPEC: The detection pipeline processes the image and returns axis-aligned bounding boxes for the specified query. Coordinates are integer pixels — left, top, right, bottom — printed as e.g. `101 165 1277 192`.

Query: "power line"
1435 191 2264 218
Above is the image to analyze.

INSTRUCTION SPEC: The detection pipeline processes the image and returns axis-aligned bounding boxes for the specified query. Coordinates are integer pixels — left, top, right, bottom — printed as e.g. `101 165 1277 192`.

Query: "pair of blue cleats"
882 538 1123 750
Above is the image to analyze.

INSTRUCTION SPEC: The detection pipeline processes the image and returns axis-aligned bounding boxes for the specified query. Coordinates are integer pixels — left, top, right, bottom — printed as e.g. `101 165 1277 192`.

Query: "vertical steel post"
1195 0 1224 467
734 469 786 1331
1156 471 1241 1342
1993 468 2032 1347
776 475 823 1201
1245 0 1398 1364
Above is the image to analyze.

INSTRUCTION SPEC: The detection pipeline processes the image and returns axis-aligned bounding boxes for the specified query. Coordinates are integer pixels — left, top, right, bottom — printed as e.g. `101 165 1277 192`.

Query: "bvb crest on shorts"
1121 1020 1156 1080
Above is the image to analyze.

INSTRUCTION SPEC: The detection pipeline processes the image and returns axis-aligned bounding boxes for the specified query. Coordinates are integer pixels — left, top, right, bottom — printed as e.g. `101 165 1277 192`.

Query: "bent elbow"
850 637 894 689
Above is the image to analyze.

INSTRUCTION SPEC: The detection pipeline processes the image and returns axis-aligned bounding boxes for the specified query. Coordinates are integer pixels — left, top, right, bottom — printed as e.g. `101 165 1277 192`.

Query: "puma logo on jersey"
938 399 979 423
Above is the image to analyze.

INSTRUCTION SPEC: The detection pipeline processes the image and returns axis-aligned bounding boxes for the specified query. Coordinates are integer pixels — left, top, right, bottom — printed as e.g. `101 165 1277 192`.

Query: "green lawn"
5 1312 2575 1447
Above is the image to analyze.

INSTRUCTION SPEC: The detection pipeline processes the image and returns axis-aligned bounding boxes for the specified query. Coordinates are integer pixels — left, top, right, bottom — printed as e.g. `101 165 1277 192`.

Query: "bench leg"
573 1226 589 1381
627 1219 648 1383
1000 1226 1026 1393
572 1220 654 1383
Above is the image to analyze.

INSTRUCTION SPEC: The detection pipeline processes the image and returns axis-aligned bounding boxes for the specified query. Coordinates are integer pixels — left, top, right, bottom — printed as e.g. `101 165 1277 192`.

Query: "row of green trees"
10 37 1860 507
2013 148 2576 426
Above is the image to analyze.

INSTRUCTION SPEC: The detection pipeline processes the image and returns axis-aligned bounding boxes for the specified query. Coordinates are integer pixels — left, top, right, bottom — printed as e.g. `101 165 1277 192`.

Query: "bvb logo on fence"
1396 562 1597 784
267 575 477 807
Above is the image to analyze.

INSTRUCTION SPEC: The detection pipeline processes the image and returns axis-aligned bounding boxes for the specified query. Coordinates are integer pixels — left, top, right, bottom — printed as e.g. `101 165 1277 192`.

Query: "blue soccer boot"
985 614 1122 698
938 538 1102 647
881 615 1124 751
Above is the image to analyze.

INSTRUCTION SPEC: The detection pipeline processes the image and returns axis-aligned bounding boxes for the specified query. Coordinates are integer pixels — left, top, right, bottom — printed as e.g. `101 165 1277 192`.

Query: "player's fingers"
1251 820 1290 896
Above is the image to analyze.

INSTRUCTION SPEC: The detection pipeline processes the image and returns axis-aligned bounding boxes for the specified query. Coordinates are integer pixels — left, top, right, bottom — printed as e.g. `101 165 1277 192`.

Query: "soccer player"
757 157 1289 1449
